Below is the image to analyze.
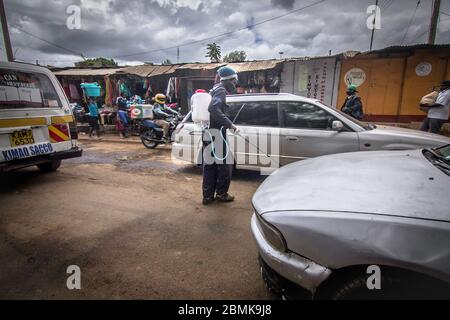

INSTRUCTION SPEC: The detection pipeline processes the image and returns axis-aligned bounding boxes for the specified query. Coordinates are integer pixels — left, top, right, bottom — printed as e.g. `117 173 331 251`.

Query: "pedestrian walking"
87 97 100 138
420 80 450 134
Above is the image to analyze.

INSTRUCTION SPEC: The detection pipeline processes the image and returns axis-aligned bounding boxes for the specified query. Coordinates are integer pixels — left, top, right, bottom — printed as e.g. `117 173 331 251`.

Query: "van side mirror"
332 120 344 131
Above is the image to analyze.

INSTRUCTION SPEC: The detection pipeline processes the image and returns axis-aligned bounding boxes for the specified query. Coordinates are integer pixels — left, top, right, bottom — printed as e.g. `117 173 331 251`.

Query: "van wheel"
37 160 61 172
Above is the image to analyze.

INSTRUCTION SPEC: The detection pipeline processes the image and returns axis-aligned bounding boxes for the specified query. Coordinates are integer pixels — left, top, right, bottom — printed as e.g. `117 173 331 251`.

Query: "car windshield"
316 101 376 131
423 144 450 176
0 69 62 109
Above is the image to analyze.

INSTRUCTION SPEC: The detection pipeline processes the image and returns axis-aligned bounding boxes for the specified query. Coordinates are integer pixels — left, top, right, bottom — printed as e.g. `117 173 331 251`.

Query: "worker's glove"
230 126 239 135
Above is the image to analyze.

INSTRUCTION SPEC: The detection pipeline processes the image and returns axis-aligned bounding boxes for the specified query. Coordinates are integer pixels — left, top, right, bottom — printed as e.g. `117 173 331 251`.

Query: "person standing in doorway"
341 84 364 120
202 66 239 205
420 80 450 134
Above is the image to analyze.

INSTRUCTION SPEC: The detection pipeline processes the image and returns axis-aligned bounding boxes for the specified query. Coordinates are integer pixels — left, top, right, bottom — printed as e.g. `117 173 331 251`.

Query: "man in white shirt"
420 80 450 134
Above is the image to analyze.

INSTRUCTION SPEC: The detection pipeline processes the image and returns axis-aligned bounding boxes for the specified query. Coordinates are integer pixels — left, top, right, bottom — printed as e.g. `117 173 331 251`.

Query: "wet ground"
0 140 270 299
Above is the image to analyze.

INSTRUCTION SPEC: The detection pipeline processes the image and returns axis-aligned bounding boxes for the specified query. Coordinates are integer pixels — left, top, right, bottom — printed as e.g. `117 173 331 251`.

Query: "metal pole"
0 0 13 61
177 47 180 63
428 0 440 44
369 0 379 51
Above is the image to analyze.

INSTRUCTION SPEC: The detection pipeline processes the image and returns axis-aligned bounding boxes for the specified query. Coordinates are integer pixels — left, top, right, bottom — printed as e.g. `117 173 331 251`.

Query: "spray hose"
204 126 230 161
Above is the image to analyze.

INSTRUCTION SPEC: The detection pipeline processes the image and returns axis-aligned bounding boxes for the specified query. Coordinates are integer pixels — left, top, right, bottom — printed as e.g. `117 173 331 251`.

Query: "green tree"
223 50 247 62
75 57 118 67
205 43 222 63
161 59 173 65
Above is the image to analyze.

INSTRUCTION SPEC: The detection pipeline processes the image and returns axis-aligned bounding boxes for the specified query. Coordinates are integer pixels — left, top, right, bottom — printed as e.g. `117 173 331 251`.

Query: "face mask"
224 80 237 94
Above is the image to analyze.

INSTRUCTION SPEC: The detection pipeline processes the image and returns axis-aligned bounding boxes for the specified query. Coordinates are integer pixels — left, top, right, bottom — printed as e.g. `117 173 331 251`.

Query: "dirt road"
0 140 270 299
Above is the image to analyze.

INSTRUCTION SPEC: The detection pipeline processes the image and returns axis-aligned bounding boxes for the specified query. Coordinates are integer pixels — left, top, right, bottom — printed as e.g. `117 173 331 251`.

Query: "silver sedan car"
173 93 450 171
251 144 450 299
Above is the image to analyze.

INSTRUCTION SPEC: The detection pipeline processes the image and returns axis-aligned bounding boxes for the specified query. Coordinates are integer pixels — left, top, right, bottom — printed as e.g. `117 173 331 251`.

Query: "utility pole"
177 47 179 64
369 0 379 51
428 0 440 44
0 0 13 61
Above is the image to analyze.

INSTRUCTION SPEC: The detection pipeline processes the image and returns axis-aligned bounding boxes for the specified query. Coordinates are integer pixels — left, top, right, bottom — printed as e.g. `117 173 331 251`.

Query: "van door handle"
285 136 299 142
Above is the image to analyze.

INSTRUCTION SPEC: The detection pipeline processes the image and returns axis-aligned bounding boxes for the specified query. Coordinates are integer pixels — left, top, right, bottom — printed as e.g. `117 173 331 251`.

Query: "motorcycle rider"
341 84 364 120
153 93 178 143
202 66 239 205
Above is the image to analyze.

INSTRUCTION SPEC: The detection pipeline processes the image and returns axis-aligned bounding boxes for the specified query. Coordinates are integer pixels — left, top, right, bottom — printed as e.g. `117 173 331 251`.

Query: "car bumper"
0 147 82 172
251 213 332 294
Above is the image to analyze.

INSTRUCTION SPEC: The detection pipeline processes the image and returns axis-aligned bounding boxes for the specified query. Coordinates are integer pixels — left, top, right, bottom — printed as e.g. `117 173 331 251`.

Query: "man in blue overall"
202 66 239 205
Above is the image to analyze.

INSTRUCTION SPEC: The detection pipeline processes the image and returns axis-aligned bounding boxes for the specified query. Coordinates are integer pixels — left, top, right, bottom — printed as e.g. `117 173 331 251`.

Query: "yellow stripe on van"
51 115 74 124
0 117 47 128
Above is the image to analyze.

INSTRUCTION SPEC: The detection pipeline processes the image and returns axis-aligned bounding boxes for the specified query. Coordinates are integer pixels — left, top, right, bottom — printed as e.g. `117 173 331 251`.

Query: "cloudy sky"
4 0 450 66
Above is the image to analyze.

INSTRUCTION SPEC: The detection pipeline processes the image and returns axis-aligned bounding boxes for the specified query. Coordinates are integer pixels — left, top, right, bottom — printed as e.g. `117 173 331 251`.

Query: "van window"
233 102 278 127
0 69 62 109
226 102 244 122
280 102 337 130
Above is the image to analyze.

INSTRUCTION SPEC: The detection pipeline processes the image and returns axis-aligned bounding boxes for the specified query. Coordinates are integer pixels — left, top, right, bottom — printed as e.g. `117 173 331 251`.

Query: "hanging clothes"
69 83 80 100
104 76 111 106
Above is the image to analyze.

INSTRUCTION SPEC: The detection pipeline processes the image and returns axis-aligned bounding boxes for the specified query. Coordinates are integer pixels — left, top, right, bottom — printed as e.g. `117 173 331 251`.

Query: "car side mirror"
332 120 344 131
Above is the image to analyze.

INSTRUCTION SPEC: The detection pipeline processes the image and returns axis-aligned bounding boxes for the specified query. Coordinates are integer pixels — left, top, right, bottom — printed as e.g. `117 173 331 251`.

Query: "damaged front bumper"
251 213 332 295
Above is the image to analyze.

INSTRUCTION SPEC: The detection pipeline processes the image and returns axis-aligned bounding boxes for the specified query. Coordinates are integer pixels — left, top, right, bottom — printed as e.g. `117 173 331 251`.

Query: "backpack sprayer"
191 92 279 167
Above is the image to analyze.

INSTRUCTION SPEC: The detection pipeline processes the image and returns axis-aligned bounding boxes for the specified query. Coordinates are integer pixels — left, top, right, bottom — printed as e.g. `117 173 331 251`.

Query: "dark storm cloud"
3 0 450 66
271 0 295 10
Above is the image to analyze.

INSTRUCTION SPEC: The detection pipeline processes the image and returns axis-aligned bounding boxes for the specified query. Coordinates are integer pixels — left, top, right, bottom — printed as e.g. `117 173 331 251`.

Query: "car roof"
0 61 54 77
227 93 320 104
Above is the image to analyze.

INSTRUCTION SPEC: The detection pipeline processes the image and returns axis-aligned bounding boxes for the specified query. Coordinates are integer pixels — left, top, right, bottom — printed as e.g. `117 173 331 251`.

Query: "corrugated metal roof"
177 63 225 70
117 64 180 77
53 68 123 76
147 64 180 76
228 60 282 72
362 44 450 55
117 65 156 77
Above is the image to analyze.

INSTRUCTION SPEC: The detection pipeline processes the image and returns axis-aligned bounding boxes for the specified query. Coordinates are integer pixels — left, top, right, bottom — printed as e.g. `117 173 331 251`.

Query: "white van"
0 62 82 172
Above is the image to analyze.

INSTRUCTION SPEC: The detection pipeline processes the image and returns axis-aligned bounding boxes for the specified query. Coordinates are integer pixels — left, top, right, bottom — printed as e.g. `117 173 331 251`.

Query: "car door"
227 101 280 170
279 101 360 166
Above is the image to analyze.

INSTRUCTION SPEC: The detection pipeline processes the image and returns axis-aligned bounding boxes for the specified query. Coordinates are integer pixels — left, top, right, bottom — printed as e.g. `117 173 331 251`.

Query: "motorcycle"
139 114 184 149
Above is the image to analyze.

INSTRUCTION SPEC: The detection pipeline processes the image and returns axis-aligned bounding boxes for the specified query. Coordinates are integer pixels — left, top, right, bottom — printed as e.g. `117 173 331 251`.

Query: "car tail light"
255 212 287 252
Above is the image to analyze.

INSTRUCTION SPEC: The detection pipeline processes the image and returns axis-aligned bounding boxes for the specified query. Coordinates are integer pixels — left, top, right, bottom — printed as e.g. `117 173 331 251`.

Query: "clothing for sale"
69 84 80 100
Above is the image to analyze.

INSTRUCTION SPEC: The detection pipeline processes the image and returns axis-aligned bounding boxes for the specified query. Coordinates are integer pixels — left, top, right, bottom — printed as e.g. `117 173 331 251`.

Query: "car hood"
365 125 450 146
253 149 450 222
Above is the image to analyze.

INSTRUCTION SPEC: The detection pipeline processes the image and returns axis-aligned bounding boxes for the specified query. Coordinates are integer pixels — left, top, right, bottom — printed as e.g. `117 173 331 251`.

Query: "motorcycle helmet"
155 93 166 104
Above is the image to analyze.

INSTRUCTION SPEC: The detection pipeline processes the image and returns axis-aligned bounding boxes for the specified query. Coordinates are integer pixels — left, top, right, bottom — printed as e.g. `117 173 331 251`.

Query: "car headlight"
255 211 287 252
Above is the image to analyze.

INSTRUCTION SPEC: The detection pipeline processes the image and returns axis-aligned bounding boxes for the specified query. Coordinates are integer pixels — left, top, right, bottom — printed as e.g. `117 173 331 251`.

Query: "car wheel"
326 275 417 300
37 160 61 172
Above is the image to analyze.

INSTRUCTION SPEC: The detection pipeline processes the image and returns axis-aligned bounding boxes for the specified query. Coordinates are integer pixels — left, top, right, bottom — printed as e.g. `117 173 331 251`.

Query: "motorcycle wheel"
140 129 159 149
